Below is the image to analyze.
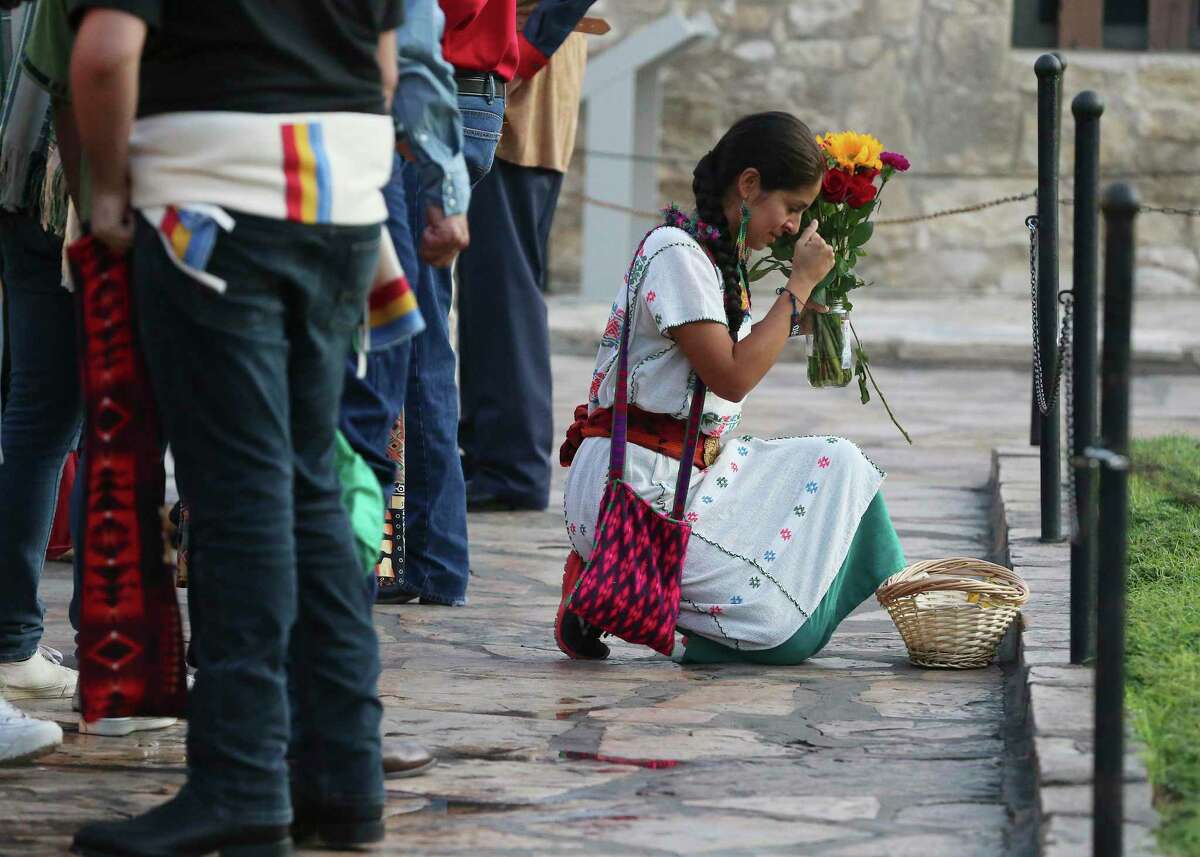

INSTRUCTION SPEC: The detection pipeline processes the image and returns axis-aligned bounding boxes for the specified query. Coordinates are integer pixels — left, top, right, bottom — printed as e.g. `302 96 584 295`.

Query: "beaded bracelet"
776 286 804 337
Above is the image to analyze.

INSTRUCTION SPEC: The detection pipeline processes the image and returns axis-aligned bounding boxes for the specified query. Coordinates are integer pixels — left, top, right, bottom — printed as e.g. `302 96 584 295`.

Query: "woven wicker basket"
876 558 1030 669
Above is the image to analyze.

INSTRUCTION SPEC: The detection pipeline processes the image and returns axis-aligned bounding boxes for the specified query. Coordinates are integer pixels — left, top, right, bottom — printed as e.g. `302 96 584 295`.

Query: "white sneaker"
0 695 63 764
0 646 78 700
72 687 178 736
78 715 177 737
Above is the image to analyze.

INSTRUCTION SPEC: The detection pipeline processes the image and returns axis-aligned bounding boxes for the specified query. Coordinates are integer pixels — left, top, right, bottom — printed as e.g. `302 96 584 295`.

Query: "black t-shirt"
68 0 401 117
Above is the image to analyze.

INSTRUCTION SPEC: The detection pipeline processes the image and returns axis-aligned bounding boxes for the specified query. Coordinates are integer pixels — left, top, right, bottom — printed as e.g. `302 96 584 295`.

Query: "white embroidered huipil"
563 227 886 651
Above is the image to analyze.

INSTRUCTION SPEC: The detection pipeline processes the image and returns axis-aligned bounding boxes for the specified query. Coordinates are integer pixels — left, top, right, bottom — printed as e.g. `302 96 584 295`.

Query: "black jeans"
457 158 562 508
133 212 383 824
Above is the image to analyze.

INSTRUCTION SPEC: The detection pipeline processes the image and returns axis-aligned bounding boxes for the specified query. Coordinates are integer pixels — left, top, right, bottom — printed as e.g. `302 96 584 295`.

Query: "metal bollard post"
1070 91 1103 666
1034 53 1063 542
1094 183 1138 857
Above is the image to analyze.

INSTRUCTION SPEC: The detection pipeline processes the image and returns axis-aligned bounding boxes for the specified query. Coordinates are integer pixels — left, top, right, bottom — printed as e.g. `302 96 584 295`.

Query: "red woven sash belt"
560 403 709 470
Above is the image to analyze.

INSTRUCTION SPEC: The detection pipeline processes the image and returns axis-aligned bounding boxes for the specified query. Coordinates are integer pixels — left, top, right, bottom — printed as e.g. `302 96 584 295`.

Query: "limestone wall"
545 0 1200 298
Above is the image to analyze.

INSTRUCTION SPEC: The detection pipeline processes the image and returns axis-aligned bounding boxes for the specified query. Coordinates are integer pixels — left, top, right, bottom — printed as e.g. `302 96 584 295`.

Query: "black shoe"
71 787 291 857
556 611 611 660
290 801 384 848
375 576 418 605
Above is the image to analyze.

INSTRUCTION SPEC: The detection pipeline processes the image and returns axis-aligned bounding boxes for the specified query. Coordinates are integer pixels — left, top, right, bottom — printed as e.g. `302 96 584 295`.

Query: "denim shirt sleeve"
393 0 470 217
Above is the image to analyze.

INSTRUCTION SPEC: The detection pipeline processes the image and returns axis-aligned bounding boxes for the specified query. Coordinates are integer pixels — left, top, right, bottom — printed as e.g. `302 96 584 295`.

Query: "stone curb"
991 446 1161 856
549 297 1200 374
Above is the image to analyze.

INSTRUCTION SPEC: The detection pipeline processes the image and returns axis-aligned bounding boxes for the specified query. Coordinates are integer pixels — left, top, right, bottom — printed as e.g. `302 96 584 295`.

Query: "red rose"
820 168 852 203
846 173 878 208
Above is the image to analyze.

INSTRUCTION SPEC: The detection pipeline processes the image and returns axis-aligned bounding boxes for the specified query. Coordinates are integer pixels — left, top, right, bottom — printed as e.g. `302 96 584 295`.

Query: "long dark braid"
689 112 826 339
692 151 745 337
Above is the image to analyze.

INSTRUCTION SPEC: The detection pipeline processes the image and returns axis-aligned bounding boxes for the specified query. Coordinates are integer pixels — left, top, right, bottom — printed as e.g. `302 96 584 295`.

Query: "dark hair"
692 111 824 336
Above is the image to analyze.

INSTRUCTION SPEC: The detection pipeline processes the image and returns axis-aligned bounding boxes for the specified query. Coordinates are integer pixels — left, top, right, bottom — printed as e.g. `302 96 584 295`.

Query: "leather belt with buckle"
454 72 506 100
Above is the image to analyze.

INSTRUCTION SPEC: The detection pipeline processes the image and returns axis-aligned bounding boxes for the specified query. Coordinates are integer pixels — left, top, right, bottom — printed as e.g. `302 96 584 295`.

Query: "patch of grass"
1127 435 1200 856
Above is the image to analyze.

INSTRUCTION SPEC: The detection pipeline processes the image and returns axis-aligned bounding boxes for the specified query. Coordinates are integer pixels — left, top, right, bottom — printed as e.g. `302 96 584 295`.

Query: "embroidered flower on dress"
818 456 831 468
740 435 753 442
793 505 807 517
646 290 657 303
780 528 792 541
730 462 739 472
708 605 724 616
826 437 838 444
730 595 743 605
702 495 714 504
580 524 587 535
763 550 777 562
715 476 729 488
654 313 663 326
686 511 699 523
805 481 819 494
749 576 762 588
737 446 749 456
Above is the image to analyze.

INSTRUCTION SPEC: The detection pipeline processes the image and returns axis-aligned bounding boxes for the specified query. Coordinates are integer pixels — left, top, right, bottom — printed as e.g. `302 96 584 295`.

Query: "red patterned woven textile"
559 404 707 470
69 236 188 722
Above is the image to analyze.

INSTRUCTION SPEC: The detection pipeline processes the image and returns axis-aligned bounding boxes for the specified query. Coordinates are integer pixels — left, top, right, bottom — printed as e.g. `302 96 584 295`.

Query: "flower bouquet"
749 130 911 443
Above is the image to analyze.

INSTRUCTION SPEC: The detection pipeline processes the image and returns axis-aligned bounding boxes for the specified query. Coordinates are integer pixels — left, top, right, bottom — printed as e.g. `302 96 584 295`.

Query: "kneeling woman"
557 112 906 665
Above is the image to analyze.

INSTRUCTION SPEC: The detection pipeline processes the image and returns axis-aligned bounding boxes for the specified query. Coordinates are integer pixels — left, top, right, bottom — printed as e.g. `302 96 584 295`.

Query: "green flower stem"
847 318 912 444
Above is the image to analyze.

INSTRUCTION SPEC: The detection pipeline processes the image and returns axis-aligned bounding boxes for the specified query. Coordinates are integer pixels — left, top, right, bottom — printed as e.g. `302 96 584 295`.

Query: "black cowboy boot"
71 787 291 857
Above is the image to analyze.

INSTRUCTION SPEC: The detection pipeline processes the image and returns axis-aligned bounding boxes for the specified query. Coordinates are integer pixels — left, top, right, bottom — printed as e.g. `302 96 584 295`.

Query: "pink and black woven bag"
566 229 707 657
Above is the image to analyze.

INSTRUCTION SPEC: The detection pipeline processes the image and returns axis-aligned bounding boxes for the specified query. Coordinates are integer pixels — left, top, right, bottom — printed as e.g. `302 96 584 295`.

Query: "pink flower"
818 456 831 468
881 151 910 172
708 605 724 616
646 291 657 303
686 512 699 522
730 462 739 472
780 528 792 541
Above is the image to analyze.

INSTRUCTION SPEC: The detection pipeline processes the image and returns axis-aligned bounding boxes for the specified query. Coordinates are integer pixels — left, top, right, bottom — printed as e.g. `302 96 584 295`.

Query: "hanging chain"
1028 215 1073 415
1059 291 1078 541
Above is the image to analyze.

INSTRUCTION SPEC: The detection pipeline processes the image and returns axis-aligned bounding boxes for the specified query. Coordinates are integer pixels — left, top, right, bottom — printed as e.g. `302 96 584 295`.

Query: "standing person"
337 0 463 498
374 0 594 604
456 7 589 512
0 0 79 703
557 112 907 664
67 2 400 853
0 0 67 766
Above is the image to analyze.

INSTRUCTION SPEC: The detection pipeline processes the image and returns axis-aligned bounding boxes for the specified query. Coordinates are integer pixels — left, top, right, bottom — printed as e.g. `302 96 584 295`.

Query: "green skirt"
678 493 905 666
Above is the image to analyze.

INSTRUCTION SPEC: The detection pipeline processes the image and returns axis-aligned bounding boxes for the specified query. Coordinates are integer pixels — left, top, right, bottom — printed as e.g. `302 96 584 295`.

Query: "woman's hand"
794 297 829 335
789 220 835 291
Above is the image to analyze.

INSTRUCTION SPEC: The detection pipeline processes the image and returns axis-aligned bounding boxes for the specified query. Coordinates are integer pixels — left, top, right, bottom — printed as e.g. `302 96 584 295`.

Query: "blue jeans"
134 212 383 824
0 213 83 663
337 89 504 605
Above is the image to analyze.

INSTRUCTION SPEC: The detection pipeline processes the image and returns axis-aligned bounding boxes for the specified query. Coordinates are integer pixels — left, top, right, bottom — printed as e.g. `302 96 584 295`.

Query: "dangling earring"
735 200 751 265
735 200 751 318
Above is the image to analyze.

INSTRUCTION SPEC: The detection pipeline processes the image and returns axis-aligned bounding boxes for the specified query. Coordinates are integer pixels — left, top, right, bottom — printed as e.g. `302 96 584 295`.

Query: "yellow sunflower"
817 131 885 173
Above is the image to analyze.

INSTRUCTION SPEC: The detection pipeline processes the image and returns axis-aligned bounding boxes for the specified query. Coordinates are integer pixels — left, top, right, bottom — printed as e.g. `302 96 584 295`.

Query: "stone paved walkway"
4 354 1198 856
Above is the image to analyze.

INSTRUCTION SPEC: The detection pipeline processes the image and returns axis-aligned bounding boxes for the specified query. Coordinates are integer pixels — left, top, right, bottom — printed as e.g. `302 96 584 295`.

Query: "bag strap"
608 227 709 523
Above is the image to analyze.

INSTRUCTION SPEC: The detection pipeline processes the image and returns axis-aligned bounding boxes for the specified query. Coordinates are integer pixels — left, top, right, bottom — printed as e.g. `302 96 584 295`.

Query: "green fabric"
21 0 69 102
0 3 57 228
679 493 906 666
334 430 384 576
21 0 89 221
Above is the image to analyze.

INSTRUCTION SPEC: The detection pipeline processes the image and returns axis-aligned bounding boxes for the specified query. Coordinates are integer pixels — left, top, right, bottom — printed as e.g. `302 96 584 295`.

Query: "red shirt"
440 0 518 80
